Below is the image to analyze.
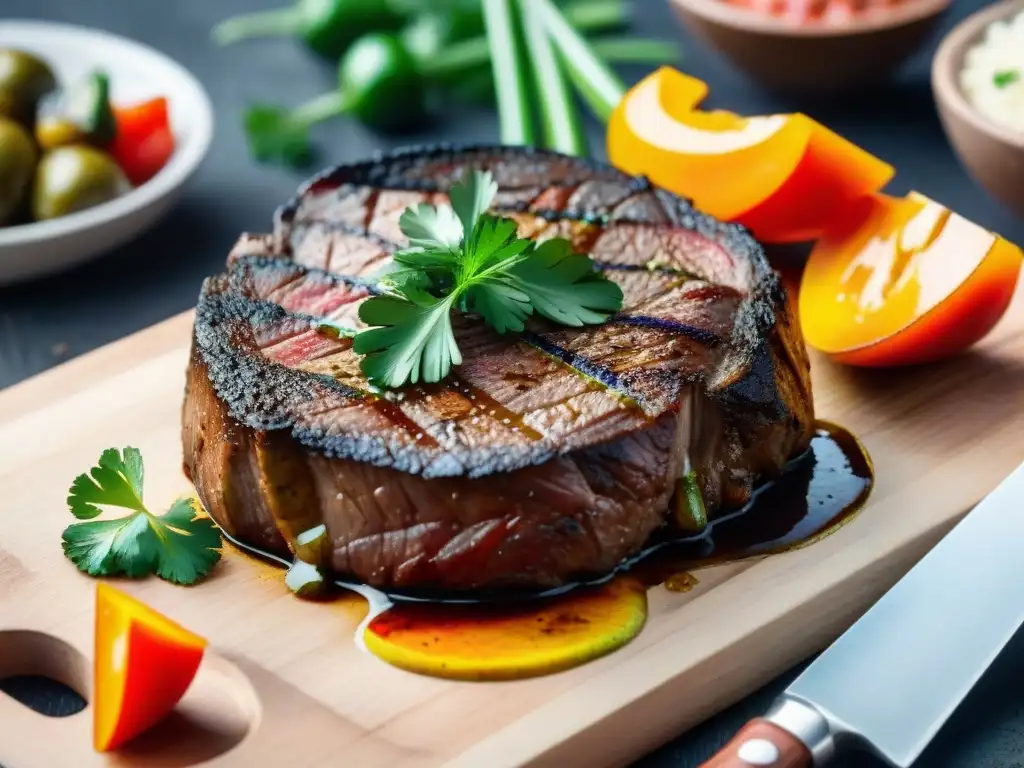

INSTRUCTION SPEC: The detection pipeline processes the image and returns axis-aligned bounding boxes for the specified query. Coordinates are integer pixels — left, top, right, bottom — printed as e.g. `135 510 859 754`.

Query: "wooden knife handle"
700 718 813 768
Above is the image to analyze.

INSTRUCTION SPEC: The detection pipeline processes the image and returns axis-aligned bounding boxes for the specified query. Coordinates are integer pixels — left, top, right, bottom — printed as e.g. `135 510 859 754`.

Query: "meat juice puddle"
217 421 872 681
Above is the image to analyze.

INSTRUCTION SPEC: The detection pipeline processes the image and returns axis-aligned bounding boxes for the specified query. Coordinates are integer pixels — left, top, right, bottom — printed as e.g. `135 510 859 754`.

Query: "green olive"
31 145 129 221
0 49 57 126
35 115 85 151
0 117 37 225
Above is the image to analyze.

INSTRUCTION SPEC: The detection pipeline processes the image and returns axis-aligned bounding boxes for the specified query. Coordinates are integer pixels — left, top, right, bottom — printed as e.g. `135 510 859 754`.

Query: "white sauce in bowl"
959 9 1024 133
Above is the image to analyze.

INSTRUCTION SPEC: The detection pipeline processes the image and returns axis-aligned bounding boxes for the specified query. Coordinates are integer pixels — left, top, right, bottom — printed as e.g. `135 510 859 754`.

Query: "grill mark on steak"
518 331 643 410
279 192 738 299
195 255 734 478
598 262 700 277
198 270 664 476
609 315 721 347
234 148 783 435
230 254 382 298
240 147 798 432
225 251 735 418
273 144 734 289
279 195 738 287
266 215 742 358
185 144 816 590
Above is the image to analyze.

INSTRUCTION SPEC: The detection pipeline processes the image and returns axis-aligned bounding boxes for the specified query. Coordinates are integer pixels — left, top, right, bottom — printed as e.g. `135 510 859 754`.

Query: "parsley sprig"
351 170 623 388
61 447 222 586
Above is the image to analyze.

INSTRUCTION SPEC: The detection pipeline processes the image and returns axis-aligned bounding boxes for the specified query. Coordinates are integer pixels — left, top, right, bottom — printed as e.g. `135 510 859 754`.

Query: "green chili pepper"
35 69 116 151
239 0 668 167
400 5 485 61
212 0 406 59
244 32 426 167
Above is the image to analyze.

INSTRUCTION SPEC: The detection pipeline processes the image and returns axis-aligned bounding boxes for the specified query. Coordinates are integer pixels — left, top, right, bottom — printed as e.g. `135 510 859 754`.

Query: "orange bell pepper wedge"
799 191 1023 366
93 583 207 752
606 67 894 243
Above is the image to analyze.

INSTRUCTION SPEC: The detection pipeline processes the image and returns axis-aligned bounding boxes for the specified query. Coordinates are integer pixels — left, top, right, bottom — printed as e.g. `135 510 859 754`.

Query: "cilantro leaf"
399 202 463 253
150 499 224 585
463 216 532 275
62 514 156 578
350 169 624 389
376 263 447 299
450 168 498 240
354 291 462 386
67 446 146 519
506 238 624 326
466 278 533 333
61 448 222 586
243 104 313 169
391 247 462 278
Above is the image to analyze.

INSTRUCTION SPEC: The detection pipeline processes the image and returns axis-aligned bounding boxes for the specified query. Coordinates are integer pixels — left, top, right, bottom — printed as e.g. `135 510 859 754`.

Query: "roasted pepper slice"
93 583 206 752
607 67 894 243
799 191 1023 366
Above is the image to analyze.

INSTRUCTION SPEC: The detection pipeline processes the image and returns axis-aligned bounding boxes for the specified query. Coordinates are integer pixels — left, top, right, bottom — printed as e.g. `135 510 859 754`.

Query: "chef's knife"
701 459 1024 768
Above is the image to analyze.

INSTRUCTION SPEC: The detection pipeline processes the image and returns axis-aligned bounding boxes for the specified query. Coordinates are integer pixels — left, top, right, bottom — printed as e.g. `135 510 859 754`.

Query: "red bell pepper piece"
109 97 176 186
93 583 207 752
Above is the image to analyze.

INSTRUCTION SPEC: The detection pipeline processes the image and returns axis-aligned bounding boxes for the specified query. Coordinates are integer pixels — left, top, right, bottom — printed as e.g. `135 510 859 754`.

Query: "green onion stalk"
482 0 535 147
535 0 630 123
240 0 674 167
520 0 586 156
448 35 680 106
236 0 680 166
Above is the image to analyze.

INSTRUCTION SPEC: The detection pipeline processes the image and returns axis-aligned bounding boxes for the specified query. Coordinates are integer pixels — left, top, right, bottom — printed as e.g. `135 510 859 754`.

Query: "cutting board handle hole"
0 630 89 717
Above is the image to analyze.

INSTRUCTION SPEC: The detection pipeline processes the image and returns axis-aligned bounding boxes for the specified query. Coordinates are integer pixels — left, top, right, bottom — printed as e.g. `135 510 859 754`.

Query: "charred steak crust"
183 145 814 591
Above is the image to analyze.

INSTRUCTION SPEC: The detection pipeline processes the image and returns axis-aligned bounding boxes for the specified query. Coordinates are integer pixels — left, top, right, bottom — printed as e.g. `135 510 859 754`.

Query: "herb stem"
562 0 629 31
521 0 587 156
535 0 628 123
288 91 353 128
426 0 628 79
589 37 680 64
483 0 536 146
211 7 303 46
422 38 491 77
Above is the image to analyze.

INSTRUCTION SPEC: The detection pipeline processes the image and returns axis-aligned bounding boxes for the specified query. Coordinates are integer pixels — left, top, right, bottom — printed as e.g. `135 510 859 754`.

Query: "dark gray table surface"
2 0 1023 765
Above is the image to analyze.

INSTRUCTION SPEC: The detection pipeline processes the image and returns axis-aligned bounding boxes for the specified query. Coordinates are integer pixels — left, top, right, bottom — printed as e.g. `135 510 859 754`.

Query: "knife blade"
701 458 1024 768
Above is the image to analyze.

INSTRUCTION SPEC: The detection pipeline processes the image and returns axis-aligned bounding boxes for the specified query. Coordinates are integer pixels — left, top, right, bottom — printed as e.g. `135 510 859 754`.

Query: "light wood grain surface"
1 284 1023 766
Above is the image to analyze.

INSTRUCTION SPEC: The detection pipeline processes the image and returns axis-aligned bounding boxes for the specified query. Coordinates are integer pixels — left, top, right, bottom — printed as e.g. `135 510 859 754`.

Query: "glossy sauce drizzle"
220 421 872 681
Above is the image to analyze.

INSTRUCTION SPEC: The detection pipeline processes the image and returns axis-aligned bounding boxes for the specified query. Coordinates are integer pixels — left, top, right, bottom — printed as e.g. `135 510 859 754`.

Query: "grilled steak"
182 145 813 593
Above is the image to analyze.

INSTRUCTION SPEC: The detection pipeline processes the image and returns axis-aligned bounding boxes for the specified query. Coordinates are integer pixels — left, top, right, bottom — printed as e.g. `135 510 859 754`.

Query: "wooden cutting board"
2 284 1024 767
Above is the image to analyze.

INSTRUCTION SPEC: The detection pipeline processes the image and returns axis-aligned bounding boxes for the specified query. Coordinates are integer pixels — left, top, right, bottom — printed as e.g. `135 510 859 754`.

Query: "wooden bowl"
668 0 951 93
932 0 1024 218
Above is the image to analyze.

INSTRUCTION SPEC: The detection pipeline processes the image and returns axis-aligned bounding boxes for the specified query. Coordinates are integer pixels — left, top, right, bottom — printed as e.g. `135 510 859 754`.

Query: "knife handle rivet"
736 738 780 765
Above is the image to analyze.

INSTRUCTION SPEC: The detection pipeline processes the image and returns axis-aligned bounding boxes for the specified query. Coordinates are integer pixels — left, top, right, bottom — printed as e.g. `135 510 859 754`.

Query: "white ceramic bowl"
0 20 214 286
